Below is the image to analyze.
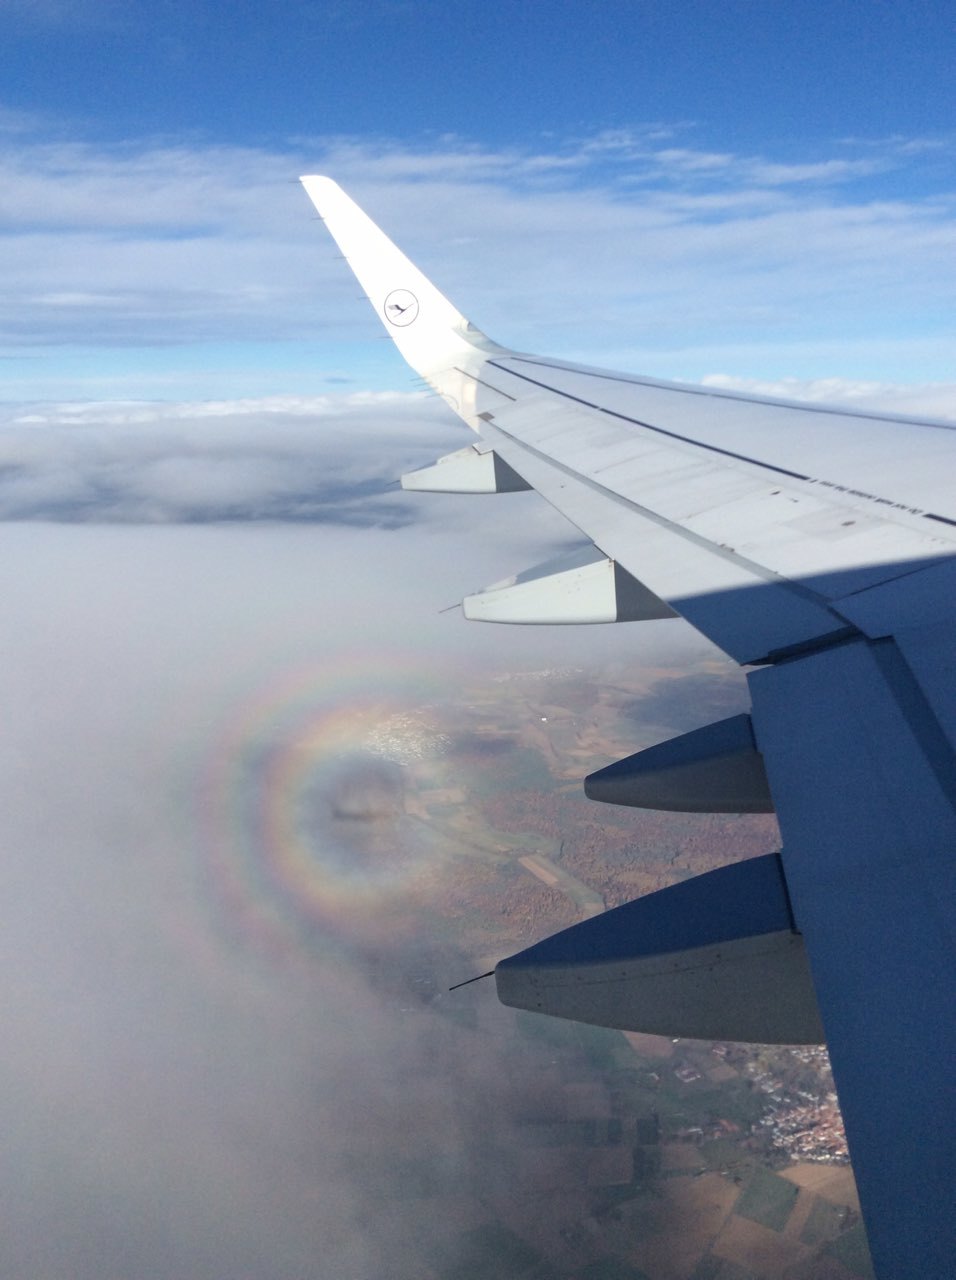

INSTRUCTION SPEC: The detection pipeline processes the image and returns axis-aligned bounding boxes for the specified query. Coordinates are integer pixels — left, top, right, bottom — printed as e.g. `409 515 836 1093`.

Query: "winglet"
300 176 504 382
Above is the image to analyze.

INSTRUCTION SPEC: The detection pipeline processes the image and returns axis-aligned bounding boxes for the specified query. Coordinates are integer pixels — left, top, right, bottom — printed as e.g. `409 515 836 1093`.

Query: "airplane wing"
300 175 955 1280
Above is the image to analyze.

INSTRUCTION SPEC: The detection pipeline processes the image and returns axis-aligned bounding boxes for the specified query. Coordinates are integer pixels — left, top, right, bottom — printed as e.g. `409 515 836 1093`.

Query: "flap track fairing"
496 853 822 1043
401 445 530 493
463 545 675 625
585 713 774 813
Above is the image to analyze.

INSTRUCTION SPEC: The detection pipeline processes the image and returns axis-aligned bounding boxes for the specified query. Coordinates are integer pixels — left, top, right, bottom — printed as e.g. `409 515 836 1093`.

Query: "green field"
801 1194 849 1244
733 1165 798 1231
825 1222 875 1277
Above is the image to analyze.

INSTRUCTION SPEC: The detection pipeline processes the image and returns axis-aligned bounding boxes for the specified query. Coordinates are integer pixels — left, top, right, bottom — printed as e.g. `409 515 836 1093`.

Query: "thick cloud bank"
1 381 951 533
0 393 461 525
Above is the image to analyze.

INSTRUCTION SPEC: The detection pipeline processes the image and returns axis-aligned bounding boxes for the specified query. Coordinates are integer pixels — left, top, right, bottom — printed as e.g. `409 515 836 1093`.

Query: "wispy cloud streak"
0 124 952 391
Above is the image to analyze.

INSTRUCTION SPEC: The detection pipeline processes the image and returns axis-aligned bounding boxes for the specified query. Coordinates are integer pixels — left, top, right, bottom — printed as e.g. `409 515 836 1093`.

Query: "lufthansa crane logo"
383 289 419 327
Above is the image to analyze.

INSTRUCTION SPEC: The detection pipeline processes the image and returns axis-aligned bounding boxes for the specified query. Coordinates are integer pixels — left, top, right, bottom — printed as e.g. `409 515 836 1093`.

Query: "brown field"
707 1062 739 1083
784 1255 867 1280
518 853 560 886
628 1173 739 1279
624 1031 676 1059
781 1186 818 1242
660 1142 706 1173
713 1213 811 1277
781 1163 861 1212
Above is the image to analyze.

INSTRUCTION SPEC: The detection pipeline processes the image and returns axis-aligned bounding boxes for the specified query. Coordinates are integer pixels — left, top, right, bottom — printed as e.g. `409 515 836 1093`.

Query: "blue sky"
5 0 955 149
0 0 952 401
1 0 954 403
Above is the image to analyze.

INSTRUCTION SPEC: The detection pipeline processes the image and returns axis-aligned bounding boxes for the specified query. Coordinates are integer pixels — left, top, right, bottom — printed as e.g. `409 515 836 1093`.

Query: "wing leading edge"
301 176 956 1280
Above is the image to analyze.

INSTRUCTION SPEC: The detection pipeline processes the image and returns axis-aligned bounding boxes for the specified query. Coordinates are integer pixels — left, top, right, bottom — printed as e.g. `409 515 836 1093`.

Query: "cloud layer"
1 378 952 542
0 393 458 524
1 125 954 396
0 418 719 1276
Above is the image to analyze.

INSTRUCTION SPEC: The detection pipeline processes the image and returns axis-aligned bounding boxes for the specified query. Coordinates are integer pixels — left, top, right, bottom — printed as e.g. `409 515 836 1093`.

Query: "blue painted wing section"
750 637 956 1280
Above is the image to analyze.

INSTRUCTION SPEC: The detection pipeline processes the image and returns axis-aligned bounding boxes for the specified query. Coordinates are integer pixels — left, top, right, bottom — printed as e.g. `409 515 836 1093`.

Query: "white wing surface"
301 176 955 1280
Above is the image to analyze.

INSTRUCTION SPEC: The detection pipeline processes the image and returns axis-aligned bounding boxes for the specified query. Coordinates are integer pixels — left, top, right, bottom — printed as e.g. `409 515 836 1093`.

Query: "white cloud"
0 375 723 1274
0 124 952 394
744 157 886 185
652 146 736 173
699 375 956 420
0 393 465 524
6 389 428 426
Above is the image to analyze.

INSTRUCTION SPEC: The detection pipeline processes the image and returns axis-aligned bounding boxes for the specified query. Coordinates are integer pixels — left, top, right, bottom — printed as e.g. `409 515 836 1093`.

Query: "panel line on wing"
492 358 956 531
509 354 956 434
452 366 517 402
488 359 813 483
482 416 839 606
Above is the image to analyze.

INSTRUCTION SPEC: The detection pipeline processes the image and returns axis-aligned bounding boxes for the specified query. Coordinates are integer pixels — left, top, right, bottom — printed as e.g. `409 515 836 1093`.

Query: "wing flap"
474 379 954 601
478 410 846 663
